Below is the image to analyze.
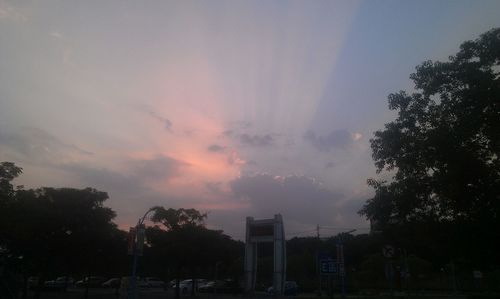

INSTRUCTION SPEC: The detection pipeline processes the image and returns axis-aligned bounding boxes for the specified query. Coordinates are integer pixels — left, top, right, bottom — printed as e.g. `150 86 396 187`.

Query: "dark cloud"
230 121 252 130
304 129 353 152
60 155 188 191
207 144 226 153
239 133 274 147
54 156 191 221
130 155 188 181
183 129 196 136
325 162 335 168
141 105 173 131
222 130 233 137
246 160 258 166
230 174 343 227
59 163 143 195
0 127 92 164
163 118 173 130
205 181 224 195
220 121 251 138
58 163 196 229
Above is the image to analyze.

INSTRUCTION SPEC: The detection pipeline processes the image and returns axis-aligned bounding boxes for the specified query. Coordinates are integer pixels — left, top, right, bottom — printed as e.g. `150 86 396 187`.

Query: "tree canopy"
0 162 128 289
0 162 22 201
150 206 207 230
148 206 241 270
360 28 500 226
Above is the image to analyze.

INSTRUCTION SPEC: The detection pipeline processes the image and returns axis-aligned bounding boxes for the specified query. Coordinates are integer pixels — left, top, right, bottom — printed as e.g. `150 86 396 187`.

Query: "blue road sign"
320 258 337 274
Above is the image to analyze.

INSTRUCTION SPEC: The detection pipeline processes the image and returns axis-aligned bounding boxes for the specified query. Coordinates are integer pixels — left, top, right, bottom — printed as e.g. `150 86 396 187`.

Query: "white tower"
244 214 286 295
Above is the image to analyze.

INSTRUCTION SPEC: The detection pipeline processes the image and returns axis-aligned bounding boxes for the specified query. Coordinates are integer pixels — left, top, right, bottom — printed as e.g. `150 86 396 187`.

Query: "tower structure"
244 214 286 295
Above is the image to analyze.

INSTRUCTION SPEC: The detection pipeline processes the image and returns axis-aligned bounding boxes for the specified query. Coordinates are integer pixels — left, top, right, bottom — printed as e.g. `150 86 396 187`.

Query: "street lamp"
214 261 222 295
129 208 156 299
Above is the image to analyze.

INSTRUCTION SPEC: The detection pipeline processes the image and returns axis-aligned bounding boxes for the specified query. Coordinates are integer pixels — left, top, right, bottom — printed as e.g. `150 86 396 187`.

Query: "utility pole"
402 249 409 298
337 229 356 298
316 225 321 296
450 260 457 294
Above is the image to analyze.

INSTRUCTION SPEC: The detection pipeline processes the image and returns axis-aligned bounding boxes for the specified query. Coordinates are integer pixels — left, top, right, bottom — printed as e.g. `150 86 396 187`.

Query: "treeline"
1 161 500 296
0 162 244 297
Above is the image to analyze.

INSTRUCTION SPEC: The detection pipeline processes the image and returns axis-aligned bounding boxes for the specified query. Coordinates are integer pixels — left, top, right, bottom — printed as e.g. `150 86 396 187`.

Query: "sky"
1 0 500 239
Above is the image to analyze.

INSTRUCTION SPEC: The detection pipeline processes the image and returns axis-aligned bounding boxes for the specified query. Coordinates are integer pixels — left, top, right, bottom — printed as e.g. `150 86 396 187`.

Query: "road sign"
320 258 337 274
473 270 483 279
382 245 395 258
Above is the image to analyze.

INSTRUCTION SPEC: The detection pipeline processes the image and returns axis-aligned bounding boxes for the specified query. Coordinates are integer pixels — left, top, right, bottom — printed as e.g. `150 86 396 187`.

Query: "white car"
178 279 194 294
172 279 207 294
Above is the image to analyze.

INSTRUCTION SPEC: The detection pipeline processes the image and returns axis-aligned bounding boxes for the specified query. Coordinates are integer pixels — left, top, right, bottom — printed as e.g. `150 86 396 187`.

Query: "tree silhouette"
150 207 206 230
0 162 127 298
148 206 242 297
360 28 500 267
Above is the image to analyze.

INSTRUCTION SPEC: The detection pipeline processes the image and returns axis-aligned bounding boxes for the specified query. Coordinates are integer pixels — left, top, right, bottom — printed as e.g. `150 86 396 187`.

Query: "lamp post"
64 230 72 292
337 229 356 298
129 208 155 299
214 261 222 295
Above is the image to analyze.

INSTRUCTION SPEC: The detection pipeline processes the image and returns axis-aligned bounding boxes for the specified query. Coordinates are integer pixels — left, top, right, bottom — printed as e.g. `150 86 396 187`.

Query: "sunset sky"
1 0 499 239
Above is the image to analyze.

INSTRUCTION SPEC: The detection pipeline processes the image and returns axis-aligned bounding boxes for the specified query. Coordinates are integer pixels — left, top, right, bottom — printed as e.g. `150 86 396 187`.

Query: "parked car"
199 279 243 294
28 277 39 290
119 277 142 291
75 276 107 288
173 279 194 294
44 276 74 291
168 279 177 288
198 280 222 293
139 277 165 288
102 278 121 288
267 281 298 296
171 279 207 294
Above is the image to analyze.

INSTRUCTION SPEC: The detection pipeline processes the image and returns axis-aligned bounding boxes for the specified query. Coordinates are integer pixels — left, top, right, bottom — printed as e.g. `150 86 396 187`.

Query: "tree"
359 28 500 265
0 162 127 298
150 207 206 230
147 207 242 298
0 162 22 202
6 187 126 293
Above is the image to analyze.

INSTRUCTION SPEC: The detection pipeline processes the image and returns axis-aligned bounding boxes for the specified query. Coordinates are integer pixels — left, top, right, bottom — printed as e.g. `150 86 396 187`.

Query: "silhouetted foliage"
0 162 128 296
360 28 500 267
361 27 500 225
0 162 22 202
150 206 207 230
147 206 243 284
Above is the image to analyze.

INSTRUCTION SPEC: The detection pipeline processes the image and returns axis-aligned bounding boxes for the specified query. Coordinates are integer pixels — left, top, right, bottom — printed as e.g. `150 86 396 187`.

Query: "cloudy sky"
1 0 499 239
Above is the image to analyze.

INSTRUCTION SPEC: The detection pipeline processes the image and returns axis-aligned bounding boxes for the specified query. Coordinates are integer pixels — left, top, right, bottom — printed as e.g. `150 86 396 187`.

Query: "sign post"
319 253 336 298
127 227 136 255
383 245 395 296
